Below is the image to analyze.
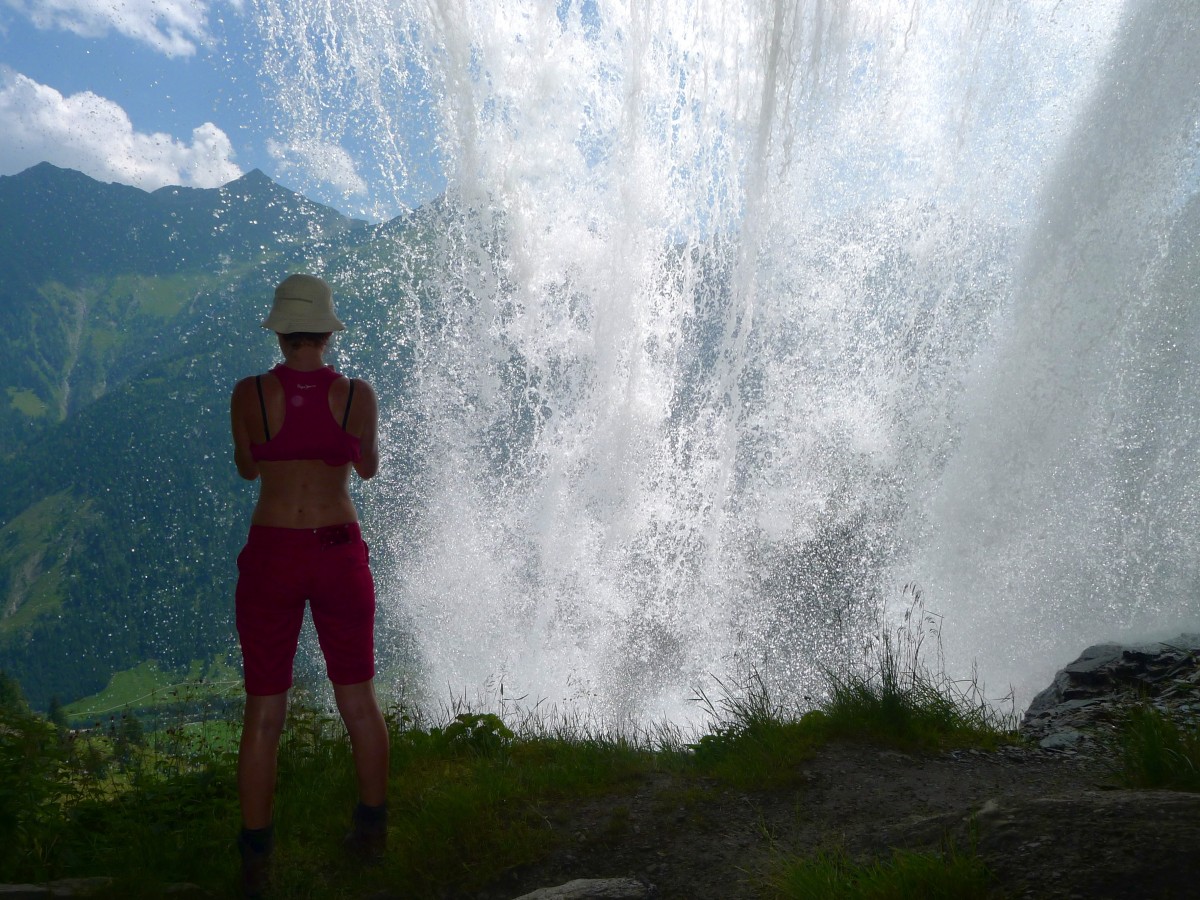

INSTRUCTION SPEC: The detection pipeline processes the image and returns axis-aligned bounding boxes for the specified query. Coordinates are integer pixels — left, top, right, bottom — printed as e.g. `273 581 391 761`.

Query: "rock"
1020 633 1200 749
1036 728 1085 751
45 879 113 897
510 877 652 899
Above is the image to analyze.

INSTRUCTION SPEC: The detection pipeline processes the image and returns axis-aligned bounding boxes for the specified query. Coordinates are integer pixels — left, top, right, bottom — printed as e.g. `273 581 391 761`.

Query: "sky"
0 0 442 219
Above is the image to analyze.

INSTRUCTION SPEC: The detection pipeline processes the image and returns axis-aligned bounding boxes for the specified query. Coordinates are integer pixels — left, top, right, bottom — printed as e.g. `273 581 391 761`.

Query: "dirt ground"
463 739 1200 900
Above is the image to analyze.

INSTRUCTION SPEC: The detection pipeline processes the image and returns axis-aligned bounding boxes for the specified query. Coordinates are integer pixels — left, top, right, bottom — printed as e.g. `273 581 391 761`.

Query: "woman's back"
231 350 378 529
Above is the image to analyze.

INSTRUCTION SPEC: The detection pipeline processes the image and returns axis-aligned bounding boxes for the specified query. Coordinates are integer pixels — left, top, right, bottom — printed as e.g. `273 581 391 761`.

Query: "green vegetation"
111 273 209 318
1117 704 1200 792
6 388 48 418
63 660 179 717
768 846 998 900
0 696 665 897
0 491 99 634
821 591 1016 752
0 624 1016 898
63 659 243 721
689 669 830 789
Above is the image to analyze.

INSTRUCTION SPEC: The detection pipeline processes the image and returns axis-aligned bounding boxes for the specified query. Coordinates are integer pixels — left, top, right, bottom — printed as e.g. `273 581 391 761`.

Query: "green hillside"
0 163 370 444
0 164 434 709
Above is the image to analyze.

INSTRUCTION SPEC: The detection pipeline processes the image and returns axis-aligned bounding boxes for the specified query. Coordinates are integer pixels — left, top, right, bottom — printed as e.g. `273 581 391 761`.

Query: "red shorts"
235 523 376 696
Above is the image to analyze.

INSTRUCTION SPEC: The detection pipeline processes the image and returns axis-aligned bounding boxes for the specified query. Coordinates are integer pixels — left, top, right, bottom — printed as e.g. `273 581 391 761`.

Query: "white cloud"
267 137 368 197
3 0 221 57
0 67 243 189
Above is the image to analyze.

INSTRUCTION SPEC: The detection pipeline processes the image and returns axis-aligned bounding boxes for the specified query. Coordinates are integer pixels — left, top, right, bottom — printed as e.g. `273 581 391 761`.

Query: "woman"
229 273 388 895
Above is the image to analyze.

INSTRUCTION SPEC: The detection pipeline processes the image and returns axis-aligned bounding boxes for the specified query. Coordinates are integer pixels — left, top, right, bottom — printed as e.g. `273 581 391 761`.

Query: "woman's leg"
238 691 289 829
332 679 389 806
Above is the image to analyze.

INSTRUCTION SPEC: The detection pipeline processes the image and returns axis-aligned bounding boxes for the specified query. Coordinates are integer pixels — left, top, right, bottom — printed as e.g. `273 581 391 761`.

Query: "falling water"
253 0 1200 721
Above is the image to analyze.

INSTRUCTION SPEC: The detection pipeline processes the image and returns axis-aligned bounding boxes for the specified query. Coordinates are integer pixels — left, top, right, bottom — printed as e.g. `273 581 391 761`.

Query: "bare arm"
230 377 261 481
350 379 379 480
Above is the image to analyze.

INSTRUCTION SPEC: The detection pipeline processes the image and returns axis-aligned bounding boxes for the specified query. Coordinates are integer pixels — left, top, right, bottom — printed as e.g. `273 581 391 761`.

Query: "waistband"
246 522 362 547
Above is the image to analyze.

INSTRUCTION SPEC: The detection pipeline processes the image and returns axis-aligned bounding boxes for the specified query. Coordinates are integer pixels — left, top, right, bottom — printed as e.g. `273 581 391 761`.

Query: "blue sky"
0 0 442 219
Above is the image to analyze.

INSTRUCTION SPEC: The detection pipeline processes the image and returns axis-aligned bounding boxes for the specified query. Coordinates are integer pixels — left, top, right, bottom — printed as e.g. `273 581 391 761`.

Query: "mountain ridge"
0 162 379 438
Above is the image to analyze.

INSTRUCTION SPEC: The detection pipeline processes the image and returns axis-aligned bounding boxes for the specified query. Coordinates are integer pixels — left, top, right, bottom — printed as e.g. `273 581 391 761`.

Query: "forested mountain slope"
0 163 369 443
0 164 431 709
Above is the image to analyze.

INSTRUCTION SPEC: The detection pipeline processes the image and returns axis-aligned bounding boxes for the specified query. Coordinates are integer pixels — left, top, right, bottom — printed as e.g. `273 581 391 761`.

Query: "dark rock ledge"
1020 633 1200 751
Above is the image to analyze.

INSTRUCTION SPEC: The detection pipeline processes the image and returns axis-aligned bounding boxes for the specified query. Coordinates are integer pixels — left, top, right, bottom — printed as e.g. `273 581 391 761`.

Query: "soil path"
469 740 1199 900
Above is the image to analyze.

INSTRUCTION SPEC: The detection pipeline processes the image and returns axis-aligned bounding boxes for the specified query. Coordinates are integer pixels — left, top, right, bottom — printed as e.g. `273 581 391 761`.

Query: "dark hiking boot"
343 801 387 864
237 826 274 898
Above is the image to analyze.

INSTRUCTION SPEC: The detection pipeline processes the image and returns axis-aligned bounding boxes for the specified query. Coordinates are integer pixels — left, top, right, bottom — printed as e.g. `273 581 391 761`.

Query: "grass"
688 668 831 789
0 603 1018 898
106 272 214 319
6 387 49 418
63 662 181 719
0 696 670 897
768 845 998 900
1116 704 1200 792
820 588 1016 752
0 491 97 634
64 657 243 722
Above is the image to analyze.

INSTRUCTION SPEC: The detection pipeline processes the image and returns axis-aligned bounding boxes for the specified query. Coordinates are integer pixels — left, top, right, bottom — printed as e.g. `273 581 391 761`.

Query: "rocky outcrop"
871 639 1200 899
511 878 653 899
1019 634 1200 750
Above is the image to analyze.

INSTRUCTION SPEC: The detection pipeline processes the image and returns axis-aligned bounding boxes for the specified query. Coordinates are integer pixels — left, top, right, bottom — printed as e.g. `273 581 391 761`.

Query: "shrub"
0 703 72 878
429 712 514 756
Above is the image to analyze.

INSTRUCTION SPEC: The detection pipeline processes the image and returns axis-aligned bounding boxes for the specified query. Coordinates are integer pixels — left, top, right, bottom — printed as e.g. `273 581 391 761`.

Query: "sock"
239 824 275 855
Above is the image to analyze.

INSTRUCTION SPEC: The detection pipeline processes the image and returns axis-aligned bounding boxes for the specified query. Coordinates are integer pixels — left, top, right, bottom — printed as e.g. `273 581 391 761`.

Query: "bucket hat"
262 274 345 333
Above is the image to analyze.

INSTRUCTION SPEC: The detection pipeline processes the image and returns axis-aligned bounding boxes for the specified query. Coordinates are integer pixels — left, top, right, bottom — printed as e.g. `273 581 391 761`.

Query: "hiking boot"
343 801 387 864
237 827 274 898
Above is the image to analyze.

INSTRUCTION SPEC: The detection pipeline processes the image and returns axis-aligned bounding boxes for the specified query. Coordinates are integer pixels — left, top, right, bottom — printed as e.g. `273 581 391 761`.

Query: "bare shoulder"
349 378 378 427
351 378 378 405
231 376 258 405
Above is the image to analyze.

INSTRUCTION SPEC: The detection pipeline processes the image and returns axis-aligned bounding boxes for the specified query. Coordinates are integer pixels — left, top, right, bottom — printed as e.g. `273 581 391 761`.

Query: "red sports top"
249 364 362 466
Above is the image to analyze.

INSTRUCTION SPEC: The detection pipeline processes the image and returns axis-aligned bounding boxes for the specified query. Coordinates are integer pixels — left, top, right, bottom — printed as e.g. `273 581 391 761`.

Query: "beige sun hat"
262 274 346 333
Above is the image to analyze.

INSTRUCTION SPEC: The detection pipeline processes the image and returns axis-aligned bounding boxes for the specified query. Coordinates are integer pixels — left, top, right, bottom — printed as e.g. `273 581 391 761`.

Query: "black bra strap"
255 375 271 441
342 380 355 430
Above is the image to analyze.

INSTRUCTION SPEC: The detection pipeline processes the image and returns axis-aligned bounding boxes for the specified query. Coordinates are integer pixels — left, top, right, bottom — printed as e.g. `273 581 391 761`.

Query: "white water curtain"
252 0 1199 719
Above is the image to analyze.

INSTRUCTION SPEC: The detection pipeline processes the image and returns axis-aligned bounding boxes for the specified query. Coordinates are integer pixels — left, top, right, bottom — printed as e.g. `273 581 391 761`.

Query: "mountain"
0 164 433 709
0 163 374 446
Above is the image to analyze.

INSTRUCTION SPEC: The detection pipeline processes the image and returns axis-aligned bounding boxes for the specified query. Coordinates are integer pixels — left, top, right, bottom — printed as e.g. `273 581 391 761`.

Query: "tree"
47 695 68 729
0 671 29 716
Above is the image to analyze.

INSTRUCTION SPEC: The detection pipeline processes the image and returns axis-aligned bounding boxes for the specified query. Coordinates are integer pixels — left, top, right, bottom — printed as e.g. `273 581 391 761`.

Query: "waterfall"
253 0 1200 720
914 0 1200 702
